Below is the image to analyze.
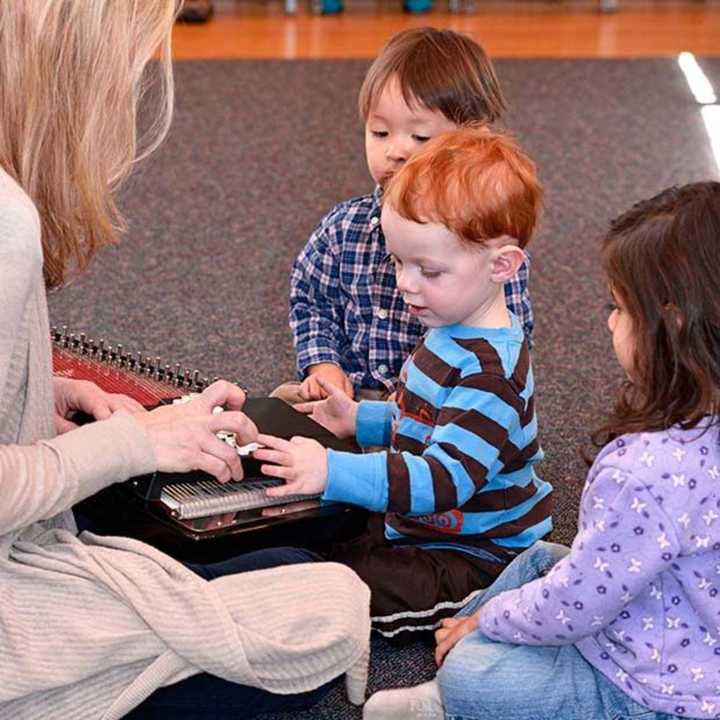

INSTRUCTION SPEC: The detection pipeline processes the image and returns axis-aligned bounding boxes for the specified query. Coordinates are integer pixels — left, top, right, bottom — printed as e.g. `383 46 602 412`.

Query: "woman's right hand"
295 377 358 439
132 380 257 483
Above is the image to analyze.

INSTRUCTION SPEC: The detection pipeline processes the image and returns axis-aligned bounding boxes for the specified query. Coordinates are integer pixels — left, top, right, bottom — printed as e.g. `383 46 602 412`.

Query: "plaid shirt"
290 186 534 392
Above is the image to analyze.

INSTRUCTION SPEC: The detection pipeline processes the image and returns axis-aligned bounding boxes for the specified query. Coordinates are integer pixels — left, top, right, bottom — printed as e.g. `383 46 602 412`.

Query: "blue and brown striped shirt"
323 317 552 558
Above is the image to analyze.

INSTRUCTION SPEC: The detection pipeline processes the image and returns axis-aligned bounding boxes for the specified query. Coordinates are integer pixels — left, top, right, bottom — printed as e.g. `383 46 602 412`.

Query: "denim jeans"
124 547 325 719
437 541 680 720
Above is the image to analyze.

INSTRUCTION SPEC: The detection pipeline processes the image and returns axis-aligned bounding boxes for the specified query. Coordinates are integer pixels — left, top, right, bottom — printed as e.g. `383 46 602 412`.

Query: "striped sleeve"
355 400 395 448
323 372 524 514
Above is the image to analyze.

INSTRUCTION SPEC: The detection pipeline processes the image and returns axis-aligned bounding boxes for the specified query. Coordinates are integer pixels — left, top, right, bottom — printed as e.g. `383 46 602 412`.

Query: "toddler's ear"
490 244 526 283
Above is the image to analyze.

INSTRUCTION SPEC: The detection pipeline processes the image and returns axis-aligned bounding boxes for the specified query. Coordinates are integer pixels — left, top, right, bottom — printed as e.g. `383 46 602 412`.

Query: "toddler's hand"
434 613 481 667
295 377 358 439
254 434 328 496
301 363 354 400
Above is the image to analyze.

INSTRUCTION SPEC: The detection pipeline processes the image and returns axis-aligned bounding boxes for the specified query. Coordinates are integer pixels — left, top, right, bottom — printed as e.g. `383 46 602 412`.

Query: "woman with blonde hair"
0 2 369 719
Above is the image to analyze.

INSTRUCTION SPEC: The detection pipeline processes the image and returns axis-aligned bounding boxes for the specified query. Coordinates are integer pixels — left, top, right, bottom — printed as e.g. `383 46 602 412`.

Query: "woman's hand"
53 376 145 434
300 363 354 400
295 377 358 439
132 380 258 483
253 434 328 497
434 613 481 667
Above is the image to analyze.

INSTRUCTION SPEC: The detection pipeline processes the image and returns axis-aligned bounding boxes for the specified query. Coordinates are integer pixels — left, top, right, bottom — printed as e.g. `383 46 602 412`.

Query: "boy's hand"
295 377 358 439
434 613 481 667
254 434 328 496
301 363 354 400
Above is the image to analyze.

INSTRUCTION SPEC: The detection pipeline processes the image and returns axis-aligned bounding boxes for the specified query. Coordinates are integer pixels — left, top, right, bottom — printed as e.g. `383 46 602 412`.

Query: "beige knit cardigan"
0 169 370 720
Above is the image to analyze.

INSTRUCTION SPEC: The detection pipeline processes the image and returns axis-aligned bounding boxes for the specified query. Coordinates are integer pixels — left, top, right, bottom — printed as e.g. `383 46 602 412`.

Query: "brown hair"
383 127 542 249
358 27 506 126
0 1 178 288
594 181 720 446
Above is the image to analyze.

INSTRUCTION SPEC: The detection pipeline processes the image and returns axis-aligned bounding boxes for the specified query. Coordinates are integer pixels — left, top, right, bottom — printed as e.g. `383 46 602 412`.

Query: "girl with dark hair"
365 181 720 720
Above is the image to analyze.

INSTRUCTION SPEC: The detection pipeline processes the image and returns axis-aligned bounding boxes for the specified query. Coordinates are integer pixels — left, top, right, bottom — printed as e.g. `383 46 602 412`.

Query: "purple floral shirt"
479 421 720 718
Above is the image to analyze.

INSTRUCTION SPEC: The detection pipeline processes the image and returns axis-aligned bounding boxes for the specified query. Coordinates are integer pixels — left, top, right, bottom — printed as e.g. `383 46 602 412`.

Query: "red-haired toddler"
256 128 553 641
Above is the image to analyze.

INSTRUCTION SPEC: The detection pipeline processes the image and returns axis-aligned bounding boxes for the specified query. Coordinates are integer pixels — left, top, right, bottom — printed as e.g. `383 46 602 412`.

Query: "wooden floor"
173 0 720 59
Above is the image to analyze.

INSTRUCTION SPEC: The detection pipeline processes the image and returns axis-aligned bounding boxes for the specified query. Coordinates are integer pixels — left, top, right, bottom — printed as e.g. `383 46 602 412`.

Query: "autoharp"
53 327 365 561
51 325 212 404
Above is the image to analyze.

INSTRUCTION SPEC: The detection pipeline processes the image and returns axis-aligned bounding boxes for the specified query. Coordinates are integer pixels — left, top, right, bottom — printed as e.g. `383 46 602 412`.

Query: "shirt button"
369 216 379 226
378 364 389 375
376 308 388 320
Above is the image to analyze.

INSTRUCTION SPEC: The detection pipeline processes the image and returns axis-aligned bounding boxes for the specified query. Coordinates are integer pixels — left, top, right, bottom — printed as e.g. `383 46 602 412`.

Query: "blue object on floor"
317 0 344 13
403 0 433 12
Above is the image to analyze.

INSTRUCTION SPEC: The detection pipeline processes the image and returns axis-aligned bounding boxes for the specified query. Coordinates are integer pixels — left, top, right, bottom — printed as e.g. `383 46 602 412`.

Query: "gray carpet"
48 58 720 718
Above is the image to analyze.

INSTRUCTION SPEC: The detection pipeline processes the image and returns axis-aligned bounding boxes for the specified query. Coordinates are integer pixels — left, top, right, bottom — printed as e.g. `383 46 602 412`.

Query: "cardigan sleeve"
0 413 156 536
0 182 156 537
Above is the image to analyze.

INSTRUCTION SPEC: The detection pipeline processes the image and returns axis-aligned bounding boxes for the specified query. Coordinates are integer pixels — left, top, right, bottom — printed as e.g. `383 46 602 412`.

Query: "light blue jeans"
437 541 680 720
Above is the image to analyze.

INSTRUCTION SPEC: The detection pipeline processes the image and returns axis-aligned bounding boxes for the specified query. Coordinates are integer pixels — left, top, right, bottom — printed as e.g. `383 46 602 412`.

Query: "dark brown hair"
358 27 506 126
593 181 720 447
384 127 542 249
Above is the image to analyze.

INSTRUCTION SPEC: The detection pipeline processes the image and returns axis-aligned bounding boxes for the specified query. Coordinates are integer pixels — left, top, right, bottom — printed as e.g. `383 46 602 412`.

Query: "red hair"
383 128 542 249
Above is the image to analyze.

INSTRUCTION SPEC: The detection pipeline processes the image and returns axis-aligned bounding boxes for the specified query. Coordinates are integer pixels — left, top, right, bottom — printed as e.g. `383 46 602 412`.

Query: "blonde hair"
0 1 178 288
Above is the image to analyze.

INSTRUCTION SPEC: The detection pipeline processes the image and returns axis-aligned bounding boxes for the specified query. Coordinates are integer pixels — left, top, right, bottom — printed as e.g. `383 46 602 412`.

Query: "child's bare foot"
363 679 444 719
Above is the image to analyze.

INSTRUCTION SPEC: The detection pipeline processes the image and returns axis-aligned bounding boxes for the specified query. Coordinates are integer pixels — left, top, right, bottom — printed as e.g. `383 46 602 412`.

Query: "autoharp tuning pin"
61 326 68 345
174 363 182 386
192 370 200 388
183 368 191 386
134 351 143 371
163 364 171 382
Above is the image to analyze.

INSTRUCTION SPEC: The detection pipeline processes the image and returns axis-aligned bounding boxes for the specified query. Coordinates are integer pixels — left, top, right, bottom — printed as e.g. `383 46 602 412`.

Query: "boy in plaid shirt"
272 28 532 404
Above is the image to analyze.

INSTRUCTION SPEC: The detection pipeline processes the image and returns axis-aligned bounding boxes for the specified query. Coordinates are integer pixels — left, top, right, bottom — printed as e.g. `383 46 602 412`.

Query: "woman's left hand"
53 376 145 433
434 613 480 667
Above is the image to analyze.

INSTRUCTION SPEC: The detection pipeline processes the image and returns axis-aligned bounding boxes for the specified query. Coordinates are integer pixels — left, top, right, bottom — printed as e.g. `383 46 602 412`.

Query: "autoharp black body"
53 327 367 562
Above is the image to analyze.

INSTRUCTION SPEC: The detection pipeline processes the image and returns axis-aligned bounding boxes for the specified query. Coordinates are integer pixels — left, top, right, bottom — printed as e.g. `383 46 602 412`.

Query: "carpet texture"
47 58 720 718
